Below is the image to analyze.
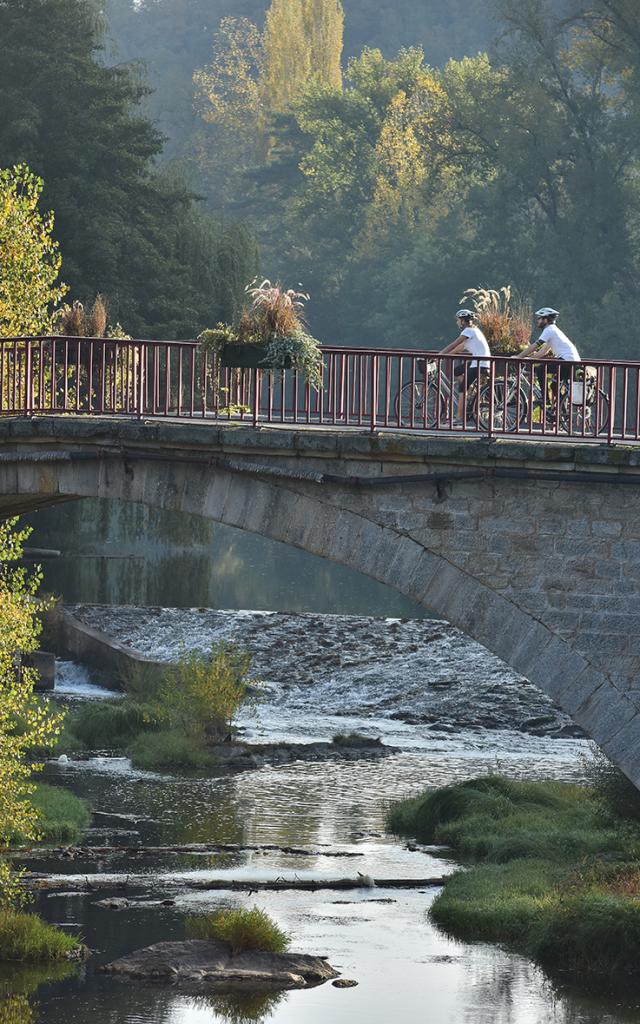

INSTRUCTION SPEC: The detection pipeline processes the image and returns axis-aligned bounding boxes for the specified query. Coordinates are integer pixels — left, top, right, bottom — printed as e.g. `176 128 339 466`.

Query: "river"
12 610 640 1024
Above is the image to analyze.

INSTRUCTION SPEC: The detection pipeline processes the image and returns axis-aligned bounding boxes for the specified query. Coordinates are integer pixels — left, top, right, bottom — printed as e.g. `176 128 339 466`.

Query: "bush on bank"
387 774 640 989
62 643 258 770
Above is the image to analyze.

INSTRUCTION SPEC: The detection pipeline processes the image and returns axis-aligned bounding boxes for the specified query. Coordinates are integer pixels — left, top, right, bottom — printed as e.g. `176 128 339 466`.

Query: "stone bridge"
2 416 640 783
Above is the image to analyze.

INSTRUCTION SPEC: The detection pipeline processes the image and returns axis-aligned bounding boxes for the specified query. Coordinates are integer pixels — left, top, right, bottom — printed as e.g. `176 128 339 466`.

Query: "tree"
263 0 343 112
0 166 67 338
0 519 63 904
0 0 257 337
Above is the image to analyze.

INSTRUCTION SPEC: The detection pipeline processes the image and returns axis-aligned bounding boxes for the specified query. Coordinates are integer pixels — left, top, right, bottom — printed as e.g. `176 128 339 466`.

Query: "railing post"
369 354 378 432
252 368 259 427
136 341 145 419
24 339 32 417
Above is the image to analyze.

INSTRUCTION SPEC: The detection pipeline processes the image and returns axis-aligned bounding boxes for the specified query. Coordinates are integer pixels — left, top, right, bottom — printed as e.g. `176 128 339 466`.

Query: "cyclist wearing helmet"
520 308 581 395
439 309 491 421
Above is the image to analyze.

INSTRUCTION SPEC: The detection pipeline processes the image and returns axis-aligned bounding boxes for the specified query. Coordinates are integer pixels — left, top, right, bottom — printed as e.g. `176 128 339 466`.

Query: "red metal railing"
1 336 639 443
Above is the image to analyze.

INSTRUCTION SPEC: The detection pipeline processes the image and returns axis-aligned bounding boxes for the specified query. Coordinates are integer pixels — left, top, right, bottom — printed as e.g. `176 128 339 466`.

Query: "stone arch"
2 448 636 784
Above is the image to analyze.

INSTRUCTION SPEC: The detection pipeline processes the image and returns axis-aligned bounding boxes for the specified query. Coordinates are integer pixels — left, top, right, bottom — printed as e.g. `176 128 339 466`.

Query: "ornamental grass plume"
460 286 531 355
244 278 309 341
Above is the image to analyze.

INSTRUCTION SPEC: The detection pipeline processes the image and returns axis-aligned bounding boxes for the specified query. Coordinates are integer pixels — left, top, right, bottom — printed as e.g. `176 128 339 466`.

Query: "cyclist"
439 309 491 421
520 308 581 404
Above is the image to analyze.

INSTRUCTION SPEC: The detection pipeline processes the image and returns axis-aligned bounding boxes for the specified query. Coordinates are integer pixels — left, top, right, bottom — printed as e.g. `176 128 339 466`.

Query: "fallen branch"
27 874 448 894
11 842 363 860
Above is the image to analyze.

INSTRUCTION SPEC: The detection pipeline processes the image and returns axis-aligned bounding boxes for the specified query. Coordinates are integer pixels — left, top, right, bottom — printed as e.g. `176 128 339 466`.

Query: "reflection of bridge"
2 412 640 784
1 335 640 442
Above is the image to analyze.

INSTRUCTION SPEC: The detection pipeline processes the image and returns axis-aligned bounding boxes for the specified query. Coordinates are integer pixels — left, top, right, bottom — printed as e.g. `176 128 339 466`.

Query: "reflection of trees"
25 498 423 616
193 990 285 1024
0 963 76 1024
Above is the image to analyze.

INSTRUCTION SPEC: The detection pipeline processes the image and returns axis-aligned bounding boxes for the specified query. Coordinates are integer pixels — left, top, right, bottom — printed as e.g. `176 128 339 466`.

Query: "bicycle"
494 365 610 435
394 360 527 431
394 360 609 435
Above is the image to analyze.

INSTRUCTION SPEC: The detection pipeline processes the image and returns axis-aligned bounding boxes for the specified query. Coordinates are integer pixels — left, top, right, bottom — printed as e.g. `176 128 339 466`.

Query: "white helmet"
456 309 474 319
535 307 559 318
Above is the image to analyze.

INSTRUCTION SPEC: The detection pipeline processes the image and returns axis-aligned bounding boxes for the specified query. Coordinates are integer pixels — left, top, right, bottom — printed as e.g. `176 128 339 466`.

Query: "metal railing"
1 336 639 443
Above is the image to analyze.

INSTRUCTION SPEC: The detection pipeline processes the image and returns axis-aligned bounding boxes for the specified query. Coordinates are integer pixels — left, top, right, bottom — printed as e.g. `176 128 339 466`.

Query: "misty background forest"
2 0 639 355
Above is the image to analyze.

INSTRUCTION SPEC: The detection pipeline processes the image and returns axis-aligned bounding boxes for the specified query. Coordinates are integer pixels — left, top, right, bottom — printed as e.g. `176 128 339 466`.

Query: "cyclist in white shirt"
439 309 491 421
520 307 581 395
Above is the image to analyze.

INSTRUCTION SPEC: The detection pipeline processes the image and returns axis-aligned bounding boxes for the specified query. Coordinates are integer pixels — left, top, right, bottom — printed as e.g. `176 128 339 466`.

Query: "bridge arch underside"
3 452 640 786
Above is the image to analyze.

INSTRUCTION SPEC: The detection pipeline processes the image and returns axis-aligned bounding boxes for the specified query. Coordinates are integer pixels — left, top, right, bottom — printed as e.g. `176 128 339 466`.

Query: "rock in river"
99 939 339 992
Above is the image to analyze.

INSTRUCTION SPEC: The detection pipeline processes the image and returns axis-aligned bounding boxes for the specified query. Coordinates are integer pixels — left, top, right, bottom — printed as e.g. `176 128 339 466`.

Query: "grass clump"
28 784 91 845
0 911 80 962
387 774 640 991
128 730 211 770
70 700 157 750
185 906 290 955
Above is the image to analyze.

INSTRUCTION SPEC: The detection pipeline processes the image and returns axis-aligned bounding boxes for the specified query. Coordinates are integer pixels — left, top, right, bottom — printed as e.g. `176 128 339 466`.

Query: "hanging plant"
198 279 324 388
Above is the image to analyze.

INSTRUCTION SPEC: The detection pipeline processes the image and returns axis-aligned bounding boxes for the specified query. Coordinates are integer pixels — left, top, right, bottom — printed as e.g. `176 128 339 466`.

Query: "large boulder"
99 939 339 991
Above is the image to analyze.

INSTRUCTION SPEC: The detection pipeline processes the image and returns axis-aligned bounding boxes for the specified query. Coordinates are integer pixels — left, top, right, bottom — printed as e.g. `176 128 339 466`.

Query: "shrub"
119 659 164 704
128 730 211 770
161 643 259 741
0 911 79 962
186 906 290 954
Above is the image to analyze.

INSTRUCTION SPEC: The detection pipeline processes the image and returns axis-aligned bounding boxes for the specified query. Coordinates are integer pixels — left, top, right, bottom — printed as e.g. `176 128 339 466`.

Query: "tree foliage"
0 519 63 906
264 0 343 111
0 166 67 338
0 0 257 338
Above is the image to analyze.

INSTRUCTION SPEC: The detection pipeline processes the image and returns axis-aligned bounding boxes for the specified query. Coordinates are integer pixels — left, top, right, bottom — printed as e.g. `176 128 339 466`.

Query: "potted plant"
198 280 323 388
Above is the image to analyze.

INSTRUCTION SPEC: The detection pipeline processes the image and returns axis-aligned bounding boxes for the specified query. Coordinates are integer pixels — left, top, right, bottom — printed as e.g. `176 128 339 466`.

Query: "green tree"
0 0 256 337
0 166 67 338
0 519 63 904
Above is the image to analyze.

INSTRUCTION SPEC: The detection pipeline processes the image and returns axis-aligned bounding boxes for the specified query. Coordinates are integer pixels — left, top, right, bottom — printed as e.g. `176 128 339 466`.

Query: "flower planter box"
220 343 292 370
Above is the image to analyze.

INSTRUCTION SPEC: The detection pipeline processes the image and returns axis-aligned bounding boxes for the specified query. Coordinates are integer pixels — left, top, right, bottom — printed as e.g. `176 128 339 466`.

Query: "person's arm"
521 340 551 359
441 335 467 355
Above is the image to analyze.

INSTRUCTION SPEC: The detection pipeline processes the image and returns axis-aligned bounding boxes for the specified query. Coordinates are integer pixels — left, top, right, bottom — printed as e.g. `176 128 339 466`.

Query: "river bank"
389 774 640 992
10 608 640 1024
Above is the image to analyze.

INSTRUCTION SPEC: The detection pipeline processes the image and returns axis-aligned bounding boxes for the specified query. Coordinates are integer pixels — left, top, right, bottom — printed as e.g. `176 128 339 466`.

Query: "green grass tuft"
29 784 91 845
0 911 80 962
70 701 158 750
185 906 290 955
128 729 211 770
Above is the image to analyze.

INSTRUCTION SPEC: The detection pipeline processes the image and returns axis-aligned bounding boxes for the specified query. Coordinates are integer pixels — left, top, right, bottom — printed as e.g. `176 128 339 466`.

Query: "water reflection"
189 992 286 1024
0 964 77 1024
23 499 426 616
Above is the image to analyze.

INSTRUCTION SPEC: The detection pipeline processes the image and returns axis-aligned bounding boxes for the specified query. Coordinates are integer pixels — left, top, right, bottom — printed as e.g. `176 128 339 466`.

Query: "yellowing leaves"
0 519 64 861
0 165 67 338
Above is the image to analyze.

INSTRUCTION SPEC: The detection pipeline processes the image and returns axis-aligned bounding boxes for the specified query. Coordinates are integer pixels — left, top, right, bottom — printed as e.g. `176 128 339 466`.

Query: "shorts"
454 365 481 391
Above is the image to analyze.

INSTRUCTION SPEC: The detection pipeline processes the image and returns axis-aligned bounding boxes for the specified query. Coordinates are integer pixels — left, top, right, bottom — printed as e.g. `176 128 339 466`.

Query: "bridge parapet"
2 336 640 444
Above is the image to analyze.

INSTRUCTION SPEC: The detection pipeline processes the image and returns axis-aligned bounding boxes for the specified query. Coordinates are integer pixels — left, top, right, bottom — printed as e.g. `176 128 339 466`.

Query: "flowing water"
12 610 640 1023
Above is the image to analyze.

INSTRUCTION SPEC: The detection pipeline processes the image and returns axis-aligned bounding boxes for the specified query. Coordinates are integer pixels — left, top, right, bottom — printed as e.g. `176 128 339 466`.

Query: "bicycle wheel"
477 381 528 432
595 390 610 435
395 380 442 428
